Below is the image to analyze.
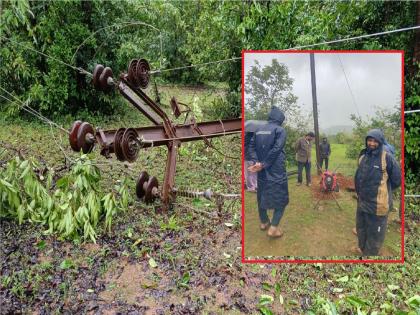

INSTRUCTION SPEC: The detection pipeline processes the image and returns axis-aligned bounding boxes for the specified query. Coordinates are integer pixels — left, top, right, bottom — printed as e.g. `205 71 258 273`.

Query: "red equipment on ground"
320 170 339 192
314 169 342 211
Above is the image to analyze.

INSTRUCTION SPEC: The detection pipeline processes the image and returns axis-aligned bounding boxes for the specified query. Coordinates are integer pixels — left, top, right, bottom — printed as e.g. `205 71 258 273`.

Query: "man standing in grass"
354 129 401 256
295 132 315 186
319 137 331 170
248 107 289 238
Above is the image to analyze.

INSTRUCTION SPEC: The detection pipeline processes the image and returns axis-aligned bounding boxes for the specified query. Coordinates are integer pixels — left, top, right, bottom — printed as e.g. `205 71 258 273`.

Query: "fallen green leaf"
148 257 157 268
259 306 273 315
259 294 274 306
60 259 74 270
336 275 349 282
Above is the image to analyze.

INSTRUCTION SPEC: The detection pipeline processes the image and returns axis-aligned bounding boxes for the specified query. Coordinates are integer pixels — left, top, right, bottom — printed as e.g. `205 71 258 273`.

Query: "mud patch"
82 242 101 253
311 174 355 200
98 258 171 311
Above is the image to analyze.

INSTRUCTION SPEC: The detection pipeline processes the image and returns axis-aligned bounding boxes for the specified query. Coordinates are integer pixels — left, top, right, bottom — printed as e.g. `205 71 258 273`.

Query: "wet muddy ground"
244 174 401 258
1 200 251 314
0 120 417 314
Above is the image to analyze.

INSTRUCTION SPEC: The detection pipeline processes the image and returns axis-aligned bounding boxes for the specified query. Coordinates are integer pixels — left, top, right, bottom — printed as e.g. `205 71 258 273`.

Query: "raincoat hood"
268 107 285 126
365 129 385 145
365 129 384 153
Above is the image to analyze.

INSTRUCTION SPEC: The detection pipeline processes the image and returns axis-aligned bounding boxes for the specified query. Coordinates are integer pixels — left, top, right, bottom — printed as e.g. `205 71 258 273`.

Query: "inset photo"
242 51 404 262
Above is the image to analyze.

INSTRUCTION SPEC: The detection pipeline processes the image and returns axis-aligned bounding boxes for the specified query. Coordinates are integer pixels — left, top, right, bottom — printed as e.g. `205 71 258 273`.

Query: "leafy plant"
0 154 130 242
160 215 181 232
258 294 274 315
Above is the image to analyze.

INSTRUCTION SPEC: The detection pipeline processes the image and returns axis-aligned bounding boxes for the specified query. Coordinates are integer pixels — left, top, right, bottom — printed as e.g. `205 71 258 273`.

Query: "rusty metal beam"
121 77 170 124
72 59 242 213
118 81 162 125
99 118 241 149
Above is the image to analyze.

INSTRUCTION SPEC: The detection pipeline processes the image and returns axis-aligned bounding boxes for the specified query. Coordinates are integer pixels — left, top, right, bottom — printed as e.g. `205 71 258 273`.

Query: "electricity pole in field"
310 53 321 175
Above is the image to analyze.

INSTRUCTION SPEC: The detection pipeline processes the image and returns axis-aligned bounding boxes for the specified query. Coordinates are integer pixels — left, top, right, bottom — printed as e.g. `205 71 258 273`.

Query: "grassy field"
244 144 401 258
244 184 401 257
315 143 357 176
1 87 419 314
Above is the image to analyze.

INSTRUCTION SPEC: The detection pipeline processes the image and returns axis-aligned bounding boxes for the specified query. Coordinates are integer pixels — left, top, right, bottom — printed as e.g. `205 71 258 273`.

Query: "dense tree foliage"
346 108 401 160
0 0 417 181
245 59 298 120
405 65 420 184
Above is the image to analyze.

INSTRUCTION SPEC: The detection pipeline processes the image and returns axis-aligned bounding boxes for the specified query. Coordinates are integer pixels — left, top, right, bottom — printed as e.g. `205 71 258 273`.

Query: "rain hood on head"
268 107 285 126
365 129 385 148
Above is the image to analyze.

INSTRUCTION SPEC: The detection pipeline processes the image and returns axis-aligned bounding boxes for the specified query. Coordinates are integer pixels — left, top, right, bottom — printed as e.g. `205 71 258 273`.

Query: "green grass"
311 143 357 176
244 143 401 258
244 185 401 257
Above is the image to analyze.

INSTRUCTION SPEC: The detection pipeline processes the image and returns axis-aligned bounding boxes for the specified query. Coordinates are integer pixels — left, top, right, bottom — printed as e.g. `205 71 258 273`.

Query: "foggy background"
244 52 402 134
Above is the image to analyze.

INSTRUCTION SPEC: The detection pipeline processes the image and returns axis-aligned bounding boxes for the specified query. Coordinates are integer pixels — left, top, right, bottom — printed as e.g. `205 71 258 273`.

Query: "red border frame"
241 50 405 264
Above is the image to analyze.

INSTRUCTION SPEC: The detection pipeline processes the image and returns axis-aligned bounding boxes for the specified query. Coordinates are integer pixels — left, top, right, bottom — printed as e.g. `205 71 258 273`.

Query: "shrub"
0 153 130 242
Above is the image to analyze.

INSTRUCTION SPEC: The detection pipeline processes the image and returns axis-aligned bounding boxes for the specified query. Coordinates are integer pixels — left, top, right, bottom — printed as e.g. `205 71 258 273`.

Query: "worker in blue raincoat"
248 107 289 238
352 134 400 236
354 129 401 256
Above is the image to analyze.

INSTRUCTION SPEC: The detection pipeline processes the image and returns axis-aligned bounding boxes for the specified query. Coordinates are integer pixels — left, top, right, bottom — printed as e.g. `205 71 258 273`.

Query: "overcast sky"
244 52 402 129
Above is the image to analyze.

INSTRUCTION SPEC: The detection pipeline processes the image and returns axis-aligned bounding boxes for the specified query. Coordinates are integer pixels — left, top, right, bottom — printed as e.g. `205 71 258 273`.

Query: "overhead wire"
0 93 52 126
0 87 70 134
404 109 420 114
0 92 138 175
150 25 420 74
71 21 164 68
336 55 362 118
2 25 419 78
0 35 92 77
0 25 418 126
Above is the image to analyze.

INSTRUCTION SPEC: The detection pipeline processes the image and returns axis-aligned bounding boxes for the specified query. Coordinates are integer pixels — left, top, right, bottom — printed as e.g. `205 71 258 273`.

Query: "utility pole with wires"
310 53 321 175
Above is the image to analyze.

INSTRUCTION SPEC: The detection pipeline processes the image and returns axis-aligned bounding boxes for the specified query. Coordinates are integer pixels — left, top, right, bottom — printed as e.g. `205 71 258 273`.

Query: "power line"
0 93 51 125
405 109 420 114
71 21 163 68
151 25 420 74
0 35 92 77
150 56 241 74
0 87 70 134
1 24 419 119
2 25 419 78
337 55 361 118
285 25 420 50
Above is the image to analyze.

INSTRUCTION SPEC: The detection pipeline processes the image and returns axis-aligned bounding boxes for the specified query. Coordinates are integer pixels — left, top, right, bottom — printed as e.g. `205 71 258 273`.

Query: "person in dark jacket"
247 107 289 238
352 135 399 236
295 132 315 186
319 137 331 170
244 125 258 192
354 129 401 256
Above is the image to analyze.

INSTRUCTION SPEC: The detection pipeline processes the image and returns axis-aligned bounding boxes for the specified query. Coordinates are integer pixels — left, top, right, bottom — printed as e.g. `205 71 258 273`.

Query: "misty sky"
244 52 402 129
